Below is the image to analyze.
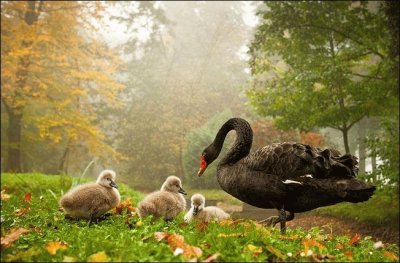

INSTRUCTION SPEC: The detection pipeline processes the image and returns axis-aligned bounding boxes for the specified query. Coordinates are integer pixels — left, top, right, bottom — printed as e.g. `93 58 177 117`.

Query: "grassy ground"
1 173 399 262
314 187 399 230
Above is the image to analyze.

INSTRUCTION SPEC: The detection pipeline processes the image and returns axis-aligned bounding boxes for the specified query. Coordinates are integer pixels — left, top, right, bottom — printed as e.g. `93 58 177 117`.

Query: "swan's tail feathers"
336 179 376 203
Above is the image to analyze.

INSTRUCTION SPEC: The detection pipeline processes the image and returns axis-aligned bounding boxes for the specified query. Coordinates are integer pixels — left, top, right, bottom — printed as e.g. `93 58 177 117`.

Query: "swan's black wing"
246 142 358 180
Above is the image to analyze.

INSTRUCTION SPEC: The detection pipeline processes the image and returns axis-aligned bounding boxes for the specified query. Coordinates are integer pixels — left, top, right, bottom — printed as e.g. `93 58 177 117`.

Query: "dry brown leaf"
45 241 68 255
14 207 30 216
24 192 32 202
384 251 399 261
203 253 220 262
196 222 208 232
349 233 361 246
1 227 30 248
87 251 108 262
1 189 11 200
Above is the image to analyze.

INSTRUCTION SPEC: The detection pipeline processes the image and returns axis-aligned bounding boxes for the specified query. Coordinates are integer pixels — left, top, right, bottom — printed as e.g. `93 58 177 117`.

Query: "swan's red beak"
197 156 207 177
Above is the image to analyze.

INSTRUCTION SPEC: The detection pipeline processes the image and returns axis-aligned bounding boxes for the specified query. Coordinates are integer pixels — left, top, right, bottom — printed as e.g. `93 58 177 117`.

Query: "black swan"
197 118 376 233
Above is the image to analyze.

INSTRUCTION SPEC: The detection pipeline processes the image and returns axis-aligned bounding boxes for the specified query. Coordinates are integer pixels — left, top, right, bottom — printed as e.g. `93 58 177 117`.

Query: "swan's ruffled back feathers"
245 142 358 180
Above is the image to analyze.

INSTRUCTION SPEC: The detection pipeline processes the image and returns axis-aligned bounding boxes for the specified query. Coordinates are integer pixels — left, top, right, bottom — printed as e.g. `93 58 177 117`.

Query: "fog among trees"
1 1 398 191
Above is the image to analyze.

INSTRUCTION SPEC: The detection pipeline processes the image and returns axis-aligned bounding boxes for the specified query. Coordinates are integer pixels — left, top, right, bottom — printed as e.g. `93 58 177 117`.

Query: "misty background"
1 1 398 192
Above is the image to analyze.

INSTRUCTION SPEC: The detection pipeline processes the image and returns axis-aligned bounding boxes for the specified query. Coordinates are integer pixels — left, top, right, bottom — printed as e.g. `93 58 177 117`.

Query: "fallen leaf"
373 241 384 249
1 189 11 200
203 253 220 262
87 251 108 262
344 250 353 259
384 251 398 261
335 243 344 250
155 232 202 260
303 239 325 254
45 241 68 255
1 227 30 248
349 233 361 246
24 192 32 202
246 244 263 257
154 231 168 241
114 198 135 215
266 245 286 259
196 222 208 232
15 207 30 216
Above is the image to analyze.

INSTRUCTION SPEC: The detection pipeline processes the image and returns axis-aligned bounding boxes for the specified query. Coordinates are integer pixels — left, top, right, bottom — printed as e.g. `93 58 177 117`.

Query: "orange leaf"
303 239 325 253
87 251 108 262
1 189 11 200
335 243 344 250
349 234 361 246
203 253 220 262
1 227 30 248
384 251 399 261
24 192 32 202
14 207 30 216
45 241 68 255
156 232 202 260
344 250 353 259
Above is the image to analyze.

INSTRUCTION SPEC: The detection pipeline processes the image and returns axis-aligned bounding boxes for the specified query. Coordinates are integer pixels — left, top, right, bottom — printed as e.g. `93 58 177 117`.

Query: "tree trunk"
342 128 351 154
371 155 377 172
5 111 23 172
3 1 42 173
357 122 366 174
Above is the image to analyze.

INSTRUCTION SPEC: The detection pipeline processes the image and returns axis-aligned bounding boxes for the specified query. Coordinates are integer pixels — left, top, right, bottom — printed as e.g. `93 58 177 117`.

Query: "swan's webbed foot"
258 216 280 226
258 211 295 234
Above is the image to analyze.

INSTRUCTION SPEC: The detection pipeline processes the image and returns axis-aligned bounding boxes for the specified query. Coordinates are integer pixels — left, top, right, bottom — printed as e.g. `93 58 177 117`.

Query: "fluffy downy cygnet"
184 193 230 223
60 169 120 222
137 175 187 221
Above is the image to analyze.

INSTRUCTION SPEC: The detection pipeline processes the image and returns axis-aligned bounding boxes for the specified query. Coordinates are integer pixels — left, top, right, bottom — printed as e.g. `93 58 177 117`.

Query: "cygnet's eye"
107 178 111 181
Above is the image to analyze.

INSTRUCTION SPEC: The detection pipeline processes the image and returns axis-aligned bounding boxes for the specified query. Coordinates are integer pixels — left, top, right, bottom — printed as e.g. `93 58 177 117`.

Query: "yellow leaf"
217 233 244 238
266 245 286 259
1 189 11 200
87 251 108 262
1 227 30 248
246 244 263 257
63 255 77 262
45 241 68 255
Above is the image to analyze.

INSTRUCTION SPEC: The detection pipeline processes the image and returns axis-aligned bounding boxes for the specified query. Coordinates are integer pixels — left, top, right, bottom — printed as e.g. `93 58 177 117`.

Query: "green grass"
1 173 399 262
314 188 399 229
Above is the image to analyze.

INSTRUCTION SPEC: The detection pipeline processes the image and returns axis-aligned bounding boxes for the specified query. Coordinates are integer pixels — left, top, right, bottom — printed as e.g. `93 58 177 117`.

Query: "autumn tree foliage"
1 1 124 173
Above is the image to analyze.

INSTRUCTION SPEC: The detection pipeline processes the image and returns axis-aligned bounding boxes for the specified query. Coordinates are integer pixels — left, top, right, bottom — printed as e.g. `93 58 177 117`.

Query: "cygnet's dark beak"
178 187 187 195
193 206 199 215
110 180 118 188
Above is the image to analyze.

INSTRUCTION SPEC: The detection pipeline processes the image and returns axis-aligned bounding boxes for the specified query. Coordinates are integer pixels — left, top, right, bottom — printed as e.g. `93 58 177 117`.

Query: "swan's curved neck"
214 118 253 165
